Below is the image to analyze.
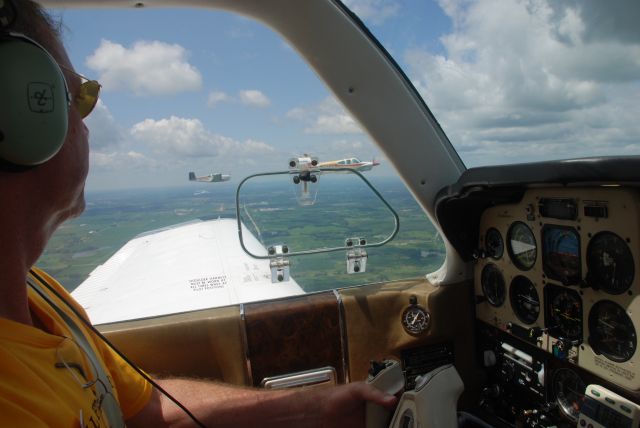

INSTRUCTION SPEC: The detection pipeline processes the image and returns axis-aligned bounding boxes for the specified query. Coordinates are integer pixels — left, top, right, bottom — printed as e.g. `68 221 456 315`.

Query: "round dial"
547 288 582 341
485 228 504 259
586 232 634 294
402 306 430 335
542 226 581 285
588 300 637 362
552 368 586 422
507 222 537 270
509 276 540 324
481 263 506 307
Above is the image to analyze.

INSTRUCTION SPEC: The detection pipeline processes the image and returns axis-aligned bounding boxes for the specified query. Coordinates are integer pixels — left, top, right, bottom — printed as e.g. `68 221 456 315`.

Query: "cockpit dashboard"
476 186 639 390
436 157 640 427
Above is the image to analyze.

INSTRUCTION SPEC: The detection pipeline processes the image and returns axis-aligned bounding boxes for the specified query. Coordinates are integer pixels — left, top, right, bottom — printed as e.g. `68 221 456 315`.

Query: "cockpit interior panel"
475 187 640 393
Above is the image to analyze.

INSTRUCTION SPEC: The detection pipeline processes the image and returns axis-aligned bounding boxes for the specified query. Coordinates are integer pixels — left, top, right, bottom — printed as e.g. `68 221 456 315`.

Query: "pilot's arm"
127 378 396 428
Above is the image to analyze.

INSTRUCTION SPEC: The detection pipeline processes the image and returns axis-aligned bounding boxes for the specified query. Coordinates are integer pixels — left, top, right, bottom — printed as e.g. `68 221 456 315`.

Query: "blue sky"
48 0 640 191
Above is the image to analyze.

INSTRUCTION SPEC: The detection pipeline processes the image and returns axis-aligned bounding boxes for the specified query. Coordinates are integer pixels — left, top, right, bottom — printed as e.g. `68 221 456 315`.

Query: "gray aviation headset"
0 0 70 166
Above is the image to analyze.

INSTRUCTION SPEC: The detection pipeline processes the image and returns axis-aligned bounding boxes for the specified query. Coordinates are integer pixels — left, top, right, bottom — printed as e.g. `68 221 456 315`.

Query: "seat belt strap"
27 276 125 428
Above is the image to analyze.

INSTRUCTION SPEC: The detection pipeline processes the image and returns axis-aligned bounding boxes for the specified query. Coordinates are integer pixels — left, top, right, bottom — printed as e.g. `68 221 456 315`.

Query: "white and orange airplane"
317 157 380 172
188 171 231 183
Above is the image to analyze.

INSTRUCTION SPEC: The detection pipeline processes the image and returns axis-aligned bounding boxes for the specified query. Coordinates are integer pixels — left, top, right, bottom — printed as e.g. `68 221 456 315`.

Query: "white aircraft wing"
72 218 304 325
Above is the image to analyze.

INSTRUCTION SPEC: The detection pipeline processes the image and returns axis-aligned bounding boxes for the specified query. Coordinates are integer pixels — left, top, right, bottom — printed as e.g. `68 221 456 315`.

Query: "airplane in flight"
288 155 320 205
36 1 640 428
317 157 380 172
188 171 231 183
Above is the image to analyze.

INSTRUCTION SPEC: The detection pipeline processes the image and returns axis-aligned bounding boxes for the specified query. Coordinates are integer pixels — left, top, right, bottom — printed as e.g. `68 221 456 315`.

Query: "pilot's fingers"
350 381 398 408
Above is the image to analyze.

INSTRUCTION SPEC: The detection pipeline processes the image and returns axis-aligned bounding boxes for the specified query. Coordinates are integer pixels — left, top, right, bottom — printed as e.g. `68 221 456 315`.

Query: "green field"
36 176 445 293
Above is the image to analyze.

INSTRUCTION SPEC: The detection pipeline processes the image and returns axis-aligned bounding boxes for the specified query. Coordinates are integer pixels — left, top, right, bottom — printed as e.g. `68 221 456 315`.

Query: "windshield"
37 1 448 297
364 0 640 166
36 0 639 301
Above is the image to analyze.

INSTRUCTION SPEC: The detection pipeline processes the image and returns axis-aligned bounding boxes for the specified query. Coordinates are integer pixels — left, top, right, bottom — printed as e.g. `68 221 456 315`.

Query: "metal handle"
260 366 337 389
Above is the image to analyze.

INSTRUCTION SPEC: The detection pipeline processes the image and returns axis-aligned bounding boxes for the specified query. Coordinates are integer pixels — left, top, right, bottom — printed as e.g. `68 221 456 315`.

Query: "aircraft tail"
189 172 196 181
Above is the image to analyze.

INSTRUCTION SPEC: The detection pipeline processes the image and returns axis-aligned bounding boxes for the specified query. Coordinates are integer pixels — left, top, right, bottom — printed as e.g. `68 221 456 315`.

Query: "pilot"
0 0 396 426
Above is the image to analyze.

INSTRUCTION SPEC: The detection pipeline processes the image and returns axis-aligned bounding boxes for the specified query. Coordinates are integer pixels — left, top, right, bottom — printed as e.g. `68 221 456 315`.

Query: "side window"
36 7 445 305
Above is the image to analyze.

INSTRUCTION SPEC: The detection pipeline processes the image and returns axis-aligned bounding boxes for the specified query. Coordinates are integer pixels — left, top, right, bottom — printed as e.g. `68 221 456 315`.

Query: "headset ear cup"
0 37 69 165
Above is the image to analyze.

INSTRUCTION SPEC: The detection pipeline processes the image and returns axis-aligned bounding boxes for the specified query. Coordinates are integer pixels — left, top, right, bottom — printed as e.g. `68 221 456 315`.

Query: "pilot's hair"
0 0 62 173
7 0 62 54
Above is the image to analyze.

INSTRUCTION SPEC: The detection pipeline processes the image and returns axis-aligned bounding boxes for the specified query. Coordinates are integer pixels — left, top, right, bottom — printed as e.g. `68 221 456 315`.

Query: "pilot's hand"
315 381 397 428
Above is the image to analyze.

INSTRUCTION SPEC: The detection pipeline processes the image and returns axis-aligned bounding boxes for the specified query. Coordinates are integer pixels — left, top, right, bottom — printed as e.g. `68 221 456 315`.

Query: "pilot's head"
0 0 94 236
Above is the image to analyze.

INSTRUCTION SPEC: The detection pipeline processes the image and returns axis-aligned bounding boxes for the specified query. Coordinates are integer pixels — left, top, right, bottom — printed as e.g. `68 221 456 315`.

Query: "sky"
48 0 640 191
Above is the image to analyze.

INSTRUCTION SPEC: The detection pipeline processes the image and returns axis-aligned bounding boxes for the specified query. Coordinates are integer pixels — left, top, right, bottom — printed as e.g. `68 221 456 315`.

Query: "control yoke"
366 360 464 428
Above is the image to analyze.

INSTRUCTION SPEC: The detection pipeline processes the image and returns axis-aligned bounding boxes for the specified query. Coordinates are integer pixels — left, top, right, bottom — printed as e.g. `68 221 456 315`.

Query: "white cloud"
239 90 271 108
311 114 360 134
207 91 231 107
131 116 223 157
404 0 640 166
207 136 275 158
86 39 202 96
284 99 378 161
285 107 306 120
287 97 362 134
206 89 271 109
90 151 158 171
85 100 125 150
343 0 400 25
130 116 275 158
85 106 280 179
330 140 365 152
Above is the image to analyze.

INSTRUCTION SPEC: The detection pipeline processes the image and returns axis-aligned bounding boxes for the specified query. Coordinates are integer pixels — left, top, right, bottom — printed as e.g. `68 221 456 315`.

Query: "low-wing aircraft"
188 171 231 183
288 155 320 205
317 157 379 172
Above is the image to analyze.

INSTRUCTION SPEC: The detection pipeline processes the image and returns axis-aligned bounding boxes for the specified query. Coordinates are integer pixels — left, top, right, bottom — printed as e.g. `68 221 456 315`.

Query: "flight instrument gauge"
542 226 581 285
546 286 582 342
510 276 540 324
485 228 504 259
481 263 506 307
507 222 537 270
401 305 430 335
588 300 637 363
552 368 586 422
586 232 634 295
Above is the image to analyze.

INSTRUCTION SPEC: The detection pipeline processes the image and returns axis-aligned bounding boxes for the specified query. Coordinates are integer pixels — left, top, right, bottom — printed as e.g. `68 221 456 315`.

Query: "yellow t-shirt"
0 268 153 427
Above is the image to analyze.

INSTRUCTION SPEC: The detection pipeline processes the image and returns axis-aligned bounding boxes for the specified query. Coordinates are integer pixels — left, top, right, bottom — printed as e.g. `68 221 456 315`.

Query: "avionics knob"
552 337 578 359
500 360 515 382
483 350 497 367
528 326 545 339
481 384 500 399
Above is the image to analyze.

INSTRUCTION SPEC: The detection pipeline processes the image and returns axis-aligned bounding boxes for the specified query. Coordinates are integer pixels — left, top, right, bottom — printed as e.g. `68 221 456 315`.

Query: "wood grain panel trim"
244 292 344 386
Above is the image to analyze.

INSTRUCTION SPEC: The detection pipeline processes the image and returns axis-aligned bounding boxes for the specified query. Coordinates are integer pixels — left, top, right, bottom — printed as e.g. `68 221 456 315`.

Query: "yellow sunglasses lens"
75 80 101 118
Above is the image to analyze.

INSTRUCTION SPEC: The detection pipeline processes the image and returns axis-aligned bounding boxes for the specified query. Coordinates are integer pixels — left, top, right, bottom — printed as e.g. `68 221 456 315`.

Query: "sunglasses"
58 64 101 119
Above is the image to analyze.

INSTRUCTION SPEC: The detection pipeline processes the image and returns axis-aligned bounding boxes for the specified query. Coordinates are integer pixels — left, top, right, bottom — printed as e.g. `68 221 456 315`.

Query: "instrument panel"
475 187 640 391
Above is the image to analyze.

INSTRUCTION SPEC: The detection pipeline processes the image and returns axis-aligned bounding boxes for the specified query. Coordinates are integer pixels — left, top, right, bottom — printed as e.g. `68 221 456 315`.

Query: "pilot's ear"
0 33 70 166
